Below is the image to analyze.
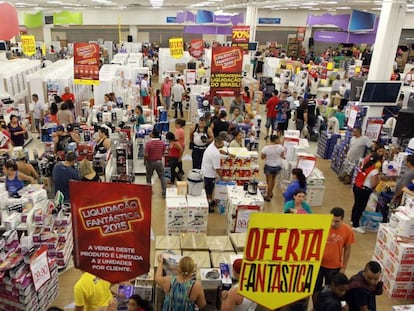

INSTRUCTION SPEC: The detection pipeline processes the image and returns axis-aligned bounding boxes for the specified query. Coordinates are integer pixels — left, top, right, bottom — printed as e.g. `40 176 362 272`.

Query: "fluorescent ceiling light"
336 6 351 9
47 1 62 4
149 0 164 7
309 7 321 10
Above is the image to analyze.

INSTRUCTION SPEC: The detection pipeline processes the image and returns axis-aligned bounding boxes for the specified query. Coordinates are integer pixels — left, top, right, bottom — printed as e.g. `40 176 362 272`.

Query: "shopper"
283 168 307 203
15 150 39 182
264 90 279 139
313 207 355 306
54 125 81 154
213 93 224 108
261 134 285 201
175 118 186 177
229 107 244 126
315 273 350 311
393 154 414 204
140 74 151 106
283 189 312 214
134 106 146 128
166 132 183 184
94 126 111 155
144 128 166 198
49 102 59 124
221 259 257 311
79 159 100 182
230 93 245 114
190 116 213 169
61 86 75 102
171 78 185 119
0 120 11 151
344 261 383 311
7 114 27 147
161 76 172 110
295 97 307 133
155 255 207 311
57 101 75 126
31 93 46 135
229 129 244 148
52 151 80 203
4 159 35 196
127 294 150 311
74 272 115 311
211 110 229 138
334 105 346 129
201 132 230 212
351 153 380 234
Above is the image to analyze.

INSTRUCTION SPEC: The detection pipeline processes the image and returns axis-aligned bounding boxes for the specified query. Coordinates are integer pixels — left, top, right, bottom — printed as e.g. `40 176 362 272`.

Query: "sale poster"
232 26 250 53
169 37 184 59
73 42 100 85
21 35 36 56
189 39 204 59
365 118 383 141
30 246 51 291
239 213 332 310
70 181 152 283
210 46 243 96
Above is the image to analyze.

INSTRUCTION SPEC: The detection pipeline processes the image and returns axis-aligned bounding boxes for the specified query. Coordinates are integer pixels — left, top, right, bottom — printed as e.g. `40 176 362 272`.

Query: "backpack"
163 276 196 311
354 164 375 189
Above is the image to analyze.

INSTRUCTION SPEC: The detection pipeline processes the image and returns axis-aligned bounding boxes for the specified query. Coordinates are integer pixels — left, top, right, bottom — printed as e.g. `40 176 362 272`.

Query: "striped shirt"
145 139 165 161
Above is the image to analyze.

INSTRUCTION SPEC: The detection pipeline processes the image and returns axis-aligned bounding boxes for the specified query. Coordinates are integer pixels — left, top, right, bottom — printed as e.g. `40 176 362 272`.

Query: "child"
166 132 183 184
315 273 349 311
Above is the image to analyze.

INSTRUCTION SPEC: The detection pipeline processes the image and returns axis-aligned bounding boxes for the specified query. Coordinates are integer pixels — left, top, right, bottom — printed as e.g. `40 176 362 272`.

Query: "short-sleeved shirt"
321 223 355 269
74 272 113 311
344 272 378 311
347 135 373 163
175 127 185 149
172 84 185 102
261 144 285 167
52 162 80 202
201 143 221 178
283 200 312 214
145 138 166 161
266 96 279 118
32 101 46 119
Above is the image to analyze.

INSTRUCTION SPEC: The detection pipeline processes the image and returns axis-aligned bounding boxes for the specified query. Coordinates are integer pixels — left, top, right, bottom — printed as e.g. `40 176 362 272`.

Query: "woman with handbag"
155 255 207 311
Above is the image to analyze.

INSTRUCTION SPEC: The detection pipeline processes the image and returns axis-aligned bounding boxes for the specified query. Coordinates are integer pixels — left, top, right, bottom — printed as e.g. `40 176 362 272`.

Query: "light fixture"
149 0 164 7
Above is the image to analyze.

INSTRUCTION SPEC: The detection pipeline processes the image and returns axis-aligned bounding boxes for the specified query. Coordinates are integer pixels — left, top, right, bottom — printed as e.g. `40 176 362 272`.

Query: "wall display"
239 213 332 310
210 46 243 96
70 181 152 283
232 26 250 54
74 42 100 85
21 35 36 56
169 38 184 59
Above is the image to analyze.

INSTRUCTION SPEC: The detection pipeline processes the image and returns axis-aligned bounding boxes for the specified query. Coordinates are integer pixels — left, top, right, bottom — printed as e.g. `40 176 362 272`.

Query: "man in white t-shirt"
201 131 230 212
171 79 185 119
31 93 46 136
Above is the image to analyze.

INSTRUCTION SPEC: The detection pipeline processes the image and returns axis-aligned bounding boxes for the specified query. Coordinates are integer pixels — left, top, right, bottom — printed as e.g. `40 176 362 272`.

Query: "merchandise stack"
330 129 353 174
225 185 264 234
220 148 260 186
165 188 209 235
317 131 341 159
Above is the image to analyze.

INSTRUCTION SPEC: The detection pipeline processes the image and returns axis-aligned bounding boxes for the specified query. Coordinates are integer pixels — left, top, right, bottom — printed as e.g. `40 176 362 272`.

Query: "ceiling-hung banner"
53 11 83 25
21 35 36 56
73 42 100 85
169 38 184 59
232 26 250 54
23 12 43 29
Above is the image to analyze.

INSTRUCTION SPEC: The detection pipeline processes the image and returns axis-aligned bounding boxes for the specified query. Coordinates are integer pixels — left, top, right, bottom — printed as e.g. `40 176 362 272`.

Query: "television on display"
359 81 403 106
0 41 7 51
348 10 376 32
393 110 414 138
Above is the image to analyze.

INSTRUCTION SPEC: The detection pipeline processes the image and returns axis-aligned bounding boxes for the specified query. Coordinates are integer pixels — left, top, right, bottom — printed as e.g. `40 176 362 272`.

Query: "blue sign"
258 18 281 25
166 16 176 23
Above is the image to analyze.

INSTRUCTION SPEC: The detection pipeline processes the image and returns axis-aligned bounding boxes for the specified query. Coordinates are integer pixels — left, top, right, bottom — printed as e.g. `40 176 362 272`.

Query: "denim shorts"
264 165 282 175
265 117 276 129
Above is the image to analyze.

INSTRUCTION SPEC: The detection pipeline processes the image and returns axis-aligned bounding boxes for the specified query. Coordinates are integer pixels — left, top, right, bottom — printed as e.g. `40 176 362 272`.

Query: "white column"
42 25 52 47
363 0 407 130
129 25 138 42
246 5 258 42
304 27 313 53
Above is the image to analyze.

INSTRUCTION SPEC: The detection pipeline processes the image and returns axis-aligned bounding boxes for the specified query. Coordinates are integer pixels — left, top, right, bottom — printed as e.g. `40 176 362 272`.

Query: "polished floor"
25 107 414 310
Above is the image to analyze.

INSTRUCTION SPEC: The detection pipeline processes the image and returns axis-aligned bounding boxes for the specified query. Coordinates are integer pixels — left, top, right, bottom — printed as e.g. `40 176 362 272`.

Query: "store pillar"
42 25 52 50
363 0 407 132
129 25 138 43
245 5 258 42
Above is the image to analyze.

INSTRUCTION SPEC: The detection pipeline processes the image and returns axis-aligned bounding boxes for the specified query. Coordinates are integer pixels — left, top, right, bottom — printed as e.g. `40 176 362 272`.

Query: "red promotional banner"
70 181 152 283
232 26 250 53
210 46 243 96
189 39 204 59
74 42 100 85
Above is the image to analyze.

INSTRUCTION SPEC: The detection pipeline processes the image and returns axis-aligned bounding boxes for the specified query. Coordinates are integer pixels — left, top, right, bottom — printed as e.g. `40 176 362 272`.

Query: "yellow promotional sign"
327 62 334 70
239 213 332 310
169 38 184 59
21 35 36 56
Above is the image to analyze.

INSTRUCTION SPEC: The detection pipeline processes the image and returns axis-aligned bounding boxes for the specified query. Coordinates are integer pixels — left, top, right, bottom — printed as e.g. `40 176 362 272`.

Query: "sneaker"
353 227 366 234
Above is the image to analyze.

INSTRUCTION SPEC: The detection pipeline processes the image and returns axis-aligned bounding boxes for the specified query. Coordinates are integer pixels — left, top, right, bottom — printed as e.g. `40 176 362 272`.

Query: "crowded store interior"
1 1 414 311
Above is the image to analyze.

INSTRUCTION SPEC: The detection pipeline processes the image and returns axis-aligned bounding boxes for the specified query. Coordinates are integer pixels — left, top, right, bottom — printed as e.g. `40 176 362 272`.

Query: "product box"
220 263 232 290
376 224 396 250
394 212 414 239
392 305 414 311
389 239 414 264
134 285 153 302
384 255 414 282
155 235 181 250
200 268 222 287
210 251 236 268
383 271 410 299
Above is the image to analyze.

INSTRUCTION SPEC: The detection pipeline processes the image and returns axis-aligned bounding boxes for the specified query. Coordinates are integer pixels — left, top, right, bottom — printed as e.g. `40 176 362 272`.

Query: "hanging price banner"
365 118 383 141
21 35 36 56
169 38 184 59
30 246 51 291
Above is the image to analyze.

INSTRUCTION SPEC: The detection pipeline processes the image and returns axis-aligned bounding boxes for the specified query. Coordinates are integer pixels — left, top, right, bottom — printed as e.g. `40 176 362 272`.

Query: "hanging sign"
232 26 250 54
365 118 383 141
169 38 184 59
74 42 100 85
189 39 204 59
238 213 332 310
21 35 36 56
70 181 152 283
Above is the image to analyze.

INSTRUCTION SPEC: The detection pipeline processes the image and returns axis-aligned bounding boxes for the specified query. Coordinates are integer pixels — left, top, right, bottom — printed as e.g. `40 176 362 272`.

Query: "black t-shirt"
315 286 342 311
212 119 229 137
344 272 378 311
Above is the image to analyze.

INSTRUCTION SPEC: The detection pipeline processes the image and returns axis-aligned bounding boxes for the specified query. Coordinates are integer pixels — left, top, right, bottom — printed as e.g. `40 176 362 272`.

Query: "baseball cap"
233 259 242 274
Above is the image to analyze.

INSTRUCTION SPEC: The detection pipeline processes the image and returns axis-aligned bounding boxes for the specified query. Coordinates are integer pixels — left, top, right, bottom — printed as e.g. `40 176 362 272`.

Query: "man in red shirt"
61 87 75 102
265 90 279 139
144 128 166 198
313 207 355 306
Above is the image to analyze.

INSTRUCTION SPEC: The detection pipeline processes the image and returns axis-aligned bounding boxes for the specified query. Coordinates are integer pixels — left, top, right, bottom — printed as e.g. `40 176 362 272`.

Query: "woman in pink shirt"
175 119 186 177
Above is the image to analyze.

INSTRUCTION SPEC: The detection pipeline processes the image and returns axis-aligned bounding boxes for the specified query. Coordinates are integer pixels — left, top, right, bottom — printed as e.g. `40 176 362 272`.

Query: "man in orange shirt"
61 86 75 102
313 207 355 306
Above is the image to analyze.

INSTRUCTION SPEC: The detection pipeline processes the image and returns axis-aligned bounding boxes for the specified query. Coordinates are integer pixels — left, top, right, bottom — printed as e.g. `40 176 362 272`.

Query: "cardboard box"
389 239 414 264
376 224 396 250
394 212 414 239
384 255 414 282
200 268 222 287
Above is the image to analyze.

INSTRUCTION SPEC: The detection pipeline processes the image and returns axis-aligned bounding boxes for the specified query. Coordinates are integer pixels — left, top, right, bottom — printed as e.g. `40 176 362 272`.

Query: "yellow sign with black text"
21 35 36 56
169 38 184 59
239 213 332 310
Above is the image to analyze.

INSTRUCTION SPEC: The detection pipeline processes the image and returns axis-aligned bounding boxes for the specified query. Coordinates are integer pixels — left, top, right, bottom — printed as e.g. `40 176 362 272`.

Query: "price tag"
30 246 51 291
365 119 383 141
235 206 260 233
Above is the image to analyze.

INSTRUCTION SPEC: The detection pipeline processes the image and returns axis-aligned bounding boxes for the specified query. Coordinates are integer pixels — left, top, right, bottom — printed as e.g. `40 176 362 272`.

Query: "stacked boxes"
166 197 188 236
186 195 208 234
220 148 259 186
373 224 414 299
225 185 264 234
317 131 341 159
